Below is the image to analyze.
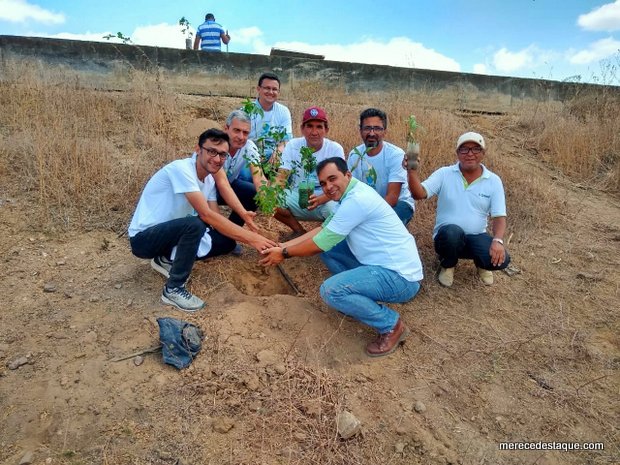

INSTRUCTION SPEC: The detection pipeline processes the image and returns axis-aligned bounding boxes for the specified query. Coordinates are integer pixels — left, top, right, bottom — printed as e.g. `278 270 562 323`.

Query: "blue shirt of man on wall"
193 13 230 52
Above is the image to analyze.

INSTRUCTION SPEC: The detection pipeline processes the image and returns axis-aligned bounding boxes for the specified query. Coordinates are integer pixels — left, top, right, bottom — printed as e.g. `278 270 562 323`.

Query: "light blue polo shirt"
422 162 506 238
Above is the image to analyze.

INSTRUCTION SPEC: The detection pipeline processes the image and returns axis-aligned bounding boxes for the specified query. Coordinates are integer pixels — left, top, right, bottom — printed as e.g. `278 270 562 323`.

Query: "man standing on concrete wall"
193 13 230 52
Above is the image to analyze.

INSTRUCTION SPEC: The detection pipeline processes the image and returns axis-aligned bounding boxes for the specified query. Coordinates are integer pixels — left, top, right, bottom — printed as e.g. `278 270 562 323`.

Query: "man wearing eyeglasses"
128 129 277 312
348 108 415 226
240 73 293 181
406 132 510 287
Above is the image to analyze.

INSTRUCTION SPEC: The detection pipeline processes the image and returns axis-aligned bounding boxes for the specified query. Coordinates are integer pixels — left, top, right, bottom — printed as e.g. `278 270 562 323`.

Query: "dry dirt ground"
1 115 619 465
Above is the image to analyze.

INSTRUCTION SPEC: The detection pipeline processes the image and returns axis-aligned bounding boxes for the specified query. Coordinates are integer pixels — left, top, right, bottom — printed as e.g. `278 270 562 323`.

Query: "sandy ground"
1 122 619 465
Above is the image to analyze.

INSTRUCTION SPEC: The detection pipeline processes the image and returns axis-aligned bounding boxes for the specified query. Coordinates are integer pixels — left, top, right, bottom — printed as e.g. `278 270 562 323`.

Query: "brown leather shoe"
366 319 410 357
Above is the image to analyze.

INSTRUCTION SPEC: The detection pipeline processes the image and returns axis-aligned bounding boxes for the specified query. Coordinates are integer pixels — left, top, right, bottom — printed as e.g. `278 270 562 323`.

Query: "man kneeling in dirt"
405 131 510 287
128 129 276 312
260 157 424 357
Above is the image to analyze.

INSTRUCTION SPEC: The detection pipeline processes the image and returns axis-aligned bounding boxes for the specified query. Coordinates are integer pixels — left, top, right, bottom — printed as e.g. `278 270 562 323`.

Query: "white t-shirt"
281 137 345 194
249 100 293 153
326 180 424 282
128 157 217 237
223 140 260 183
421 162 507 238
348 142 414 210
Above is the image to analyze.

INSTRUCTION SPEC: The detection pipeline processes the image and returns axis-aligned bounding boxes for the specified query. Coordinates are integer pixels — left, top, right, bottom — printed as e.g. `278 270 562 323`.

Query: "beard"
364 139 379 149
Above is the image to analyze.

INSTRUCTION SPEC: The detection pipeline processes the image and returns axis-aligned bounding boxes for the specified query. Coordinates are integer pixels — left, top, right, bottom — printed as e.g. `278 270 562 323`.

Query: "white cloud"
263 36 460 72
132 23 189 49
492 47 535 72
569 37 620 64
473 63 487 74
0 0 64 24
232 27 263 45
577 0 620 31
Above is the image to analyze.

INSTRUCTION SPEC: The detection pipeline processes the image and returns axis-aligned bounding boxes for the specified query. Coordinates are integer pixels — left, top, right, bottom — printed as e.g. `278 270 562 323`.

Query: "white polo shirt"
422 162 506 238
223 140 260 183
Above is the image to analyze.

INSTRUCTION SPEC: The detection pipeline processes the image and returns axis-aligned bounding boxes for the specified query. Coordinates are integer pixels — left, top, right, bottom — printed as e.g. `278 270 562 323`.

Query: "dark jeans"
130 216 236 288
130 216 206 289
393 201 414 226
217 178 257 226
434 224 510 270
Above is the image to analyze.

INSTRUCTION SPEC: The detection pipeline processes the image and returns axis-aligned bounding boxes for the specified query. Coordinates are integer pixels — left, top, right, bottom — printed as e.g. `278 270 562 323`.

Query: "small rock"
274 364 286 375
56 260 66 266
255 349 278 366
213 416 235 433
414 401 426 413
46 458 52 464
293 432 307 441
84 331 97 344
396 425 407 435
43 283 57 293
336 411 361 439
248 400 262 412
243 373 260 391
114 283 122 289
395 442 406 454
134 356 144 366
89 296 100 302
7 356 29 370
19 450 34 465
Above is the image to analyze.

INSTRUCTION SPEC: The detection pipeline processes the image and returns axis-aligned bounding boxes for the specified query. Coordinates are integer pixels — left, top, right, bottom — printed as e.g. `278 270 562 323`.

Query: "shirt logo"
479 193 490 199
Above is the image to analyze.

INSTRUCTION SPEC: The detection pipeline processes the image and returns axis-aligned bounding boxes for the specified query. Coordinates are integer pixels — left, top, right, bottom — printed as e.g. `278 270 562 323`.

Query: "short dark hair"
198 128 229 148
317 157 348 177
258 72 281 87
205 13 215 21
360 108 387 129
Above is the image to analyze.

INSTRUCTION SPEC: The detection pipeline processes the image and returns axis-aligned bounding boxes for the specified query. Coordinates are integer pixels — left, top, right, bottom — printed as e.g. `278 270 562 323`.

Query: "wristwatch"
282 247 290 259
492 238 504 245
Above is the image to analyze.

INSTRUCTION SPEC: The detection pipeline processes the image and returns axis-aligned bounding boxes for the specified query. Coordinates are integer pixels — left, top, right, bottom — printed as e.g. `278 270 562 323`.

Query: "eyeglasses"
200 146 229 160
457 146 483 155
260 86 280 93
361 126 385 133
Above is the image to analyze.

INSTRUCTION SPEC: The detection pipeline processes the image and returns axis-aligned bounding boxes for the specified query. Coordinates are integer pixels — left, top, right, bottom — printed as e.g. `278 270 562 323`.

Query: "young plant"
239 105 289 216
179 17 193 49
294 146 317 209
406 115 422 170
103 32 133 45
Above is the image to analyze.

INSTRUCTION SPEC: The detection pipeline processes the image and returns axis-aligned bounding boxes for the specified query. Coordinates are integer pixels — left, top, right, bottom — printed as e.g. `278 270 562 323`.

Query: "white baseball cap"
456 132 486 150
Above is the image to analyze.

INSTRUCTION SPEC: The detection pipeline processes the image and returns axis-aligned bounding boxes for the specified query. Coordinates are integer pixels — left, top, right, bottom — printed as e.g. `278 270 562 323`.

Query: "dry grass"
2 59 616 235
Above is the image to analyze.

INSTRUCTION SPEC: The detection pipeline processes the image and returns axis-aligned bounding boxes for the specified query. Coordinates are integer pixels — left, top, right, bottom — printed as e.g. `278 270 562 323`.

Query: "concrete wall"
1 35 616 112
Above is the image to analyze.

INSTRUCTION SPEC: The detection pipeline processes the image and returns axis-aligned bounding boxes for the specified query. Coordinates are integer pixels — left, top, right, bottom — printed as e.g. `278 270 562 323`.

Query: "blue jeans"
130 216 206 289
217 178 257 226
434 224 511 270
320 241 420 334
393 201 414 226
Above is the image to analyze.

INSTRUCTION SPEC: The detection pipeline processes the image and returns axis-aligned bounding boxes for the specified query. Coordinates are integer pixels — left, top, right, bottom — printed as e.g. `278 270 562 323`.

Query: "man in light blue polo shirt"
193 13 230 52
406 131 510 287
260 157 424 358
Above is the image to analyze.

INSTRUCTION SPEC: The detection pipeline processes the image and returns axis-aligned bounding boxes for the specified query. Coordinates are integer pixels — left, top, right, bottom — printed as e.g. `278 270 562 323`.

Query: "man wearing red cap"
406 131 510 287
274 106 345 234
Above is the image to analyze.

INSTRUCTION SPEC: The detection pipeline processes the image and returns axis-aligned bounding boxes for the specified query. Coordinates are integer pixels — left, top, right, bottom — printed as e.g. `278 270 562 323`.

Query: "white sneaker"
151 255 173 279
161 285 205 312
438 267 454 287
477 268 494 285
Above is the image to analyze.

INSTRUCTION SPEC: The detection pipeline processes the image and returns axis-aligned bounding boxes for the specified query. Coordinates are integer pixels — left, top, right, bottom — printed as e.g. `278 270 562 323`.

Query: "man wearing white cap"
406 132 510 287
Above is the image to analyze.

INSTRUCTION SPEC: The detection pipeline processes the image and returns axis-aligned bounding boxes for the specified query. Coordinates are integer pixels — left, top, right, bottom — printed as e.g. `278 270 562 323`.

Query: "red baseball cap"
302 106 328 124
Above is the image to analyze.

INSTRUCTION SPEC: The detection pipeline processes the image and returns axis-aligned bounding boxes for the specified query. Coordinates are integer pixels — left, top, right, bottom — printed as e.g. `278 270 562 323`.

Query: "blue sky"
1 0 620 84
